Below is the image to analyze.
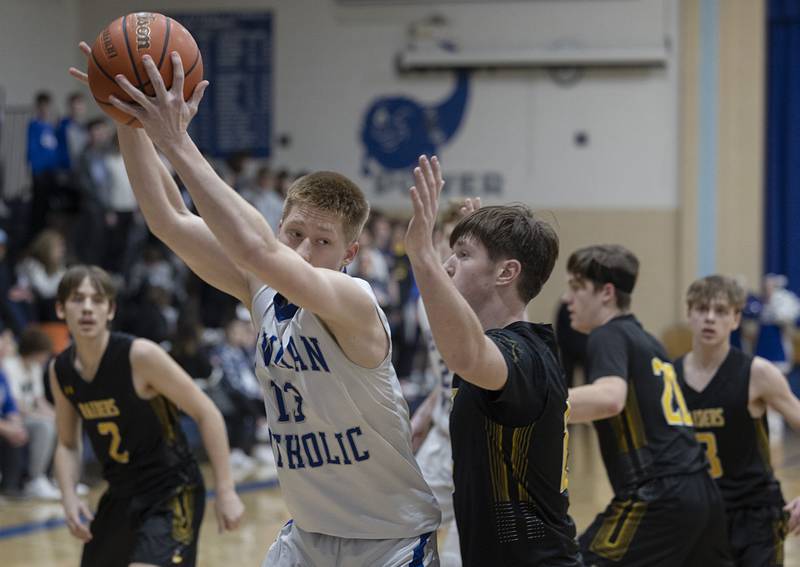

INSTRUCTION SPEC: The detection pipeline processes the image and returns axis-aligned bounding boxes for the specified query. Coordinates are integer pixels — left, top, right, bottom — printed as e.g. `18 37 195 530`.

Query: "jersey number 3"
270 380 306 423
651 358 693 427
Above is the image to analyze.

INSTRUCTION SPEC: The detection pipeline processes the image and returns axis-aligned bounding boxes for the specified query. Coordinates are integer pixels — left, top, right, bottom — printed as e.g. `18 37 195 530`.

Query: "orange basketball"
87 12 203 127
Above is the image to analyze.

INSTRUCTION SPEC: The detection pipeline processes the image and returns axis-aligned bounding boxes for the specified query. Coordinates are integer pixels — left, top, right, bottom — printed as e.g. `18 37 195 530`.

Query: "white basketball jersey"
417 298 454 433
252 279 441 539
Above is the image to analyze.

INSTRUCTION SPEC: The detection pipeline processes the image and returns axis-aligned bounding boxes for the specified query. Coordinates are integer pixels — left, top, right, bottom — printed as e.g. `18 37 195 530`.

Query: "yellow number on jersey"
695 431 723 478
98 421 129 464
652 358 693 427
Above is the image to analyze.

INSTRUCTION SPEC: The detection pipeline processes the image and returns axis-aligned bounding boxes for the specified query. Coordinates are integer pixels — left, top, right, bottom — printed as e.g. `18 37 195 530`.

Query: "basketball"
87 12 203 127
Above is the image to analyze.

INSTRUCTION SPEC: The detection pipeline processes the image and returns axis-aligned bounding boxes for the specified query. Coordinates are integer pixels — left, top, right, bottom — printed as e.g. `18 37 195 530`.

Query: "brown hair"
281 172 370 243
686 275 746 312
27 229 65 274
56 265 117 306
567 244 639 310
18 327 53 357
449 204 559 303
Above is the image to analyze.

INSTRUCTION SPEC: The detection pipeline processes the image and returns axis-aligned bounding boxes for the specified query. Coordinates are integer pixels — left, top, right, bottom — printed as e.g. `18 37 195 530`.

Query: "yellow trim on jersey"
171 485 195 545
624 385 647 451
589 499 647 561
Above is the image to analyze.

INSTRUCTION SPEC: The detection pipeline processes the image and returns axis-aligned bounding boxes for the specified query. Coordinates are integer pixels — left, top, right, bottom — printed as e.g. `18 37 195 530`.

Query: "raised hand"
67 42 93 86
107 51 209 149
405 155 445 261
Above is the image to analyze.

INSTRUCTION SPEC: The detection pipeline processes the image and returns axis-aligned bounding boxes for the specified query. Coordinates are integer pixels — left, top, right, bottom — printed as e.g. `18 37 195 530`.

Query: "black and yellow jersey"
450 322 580 567
676 347 784 510
54 332 199 499
586 315 706 496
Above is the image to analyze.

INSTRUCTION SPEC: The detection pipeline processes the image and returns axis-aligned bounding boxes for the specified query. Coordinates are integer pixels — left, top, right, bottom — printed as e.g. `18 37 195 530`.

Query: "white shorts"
263 520 439 567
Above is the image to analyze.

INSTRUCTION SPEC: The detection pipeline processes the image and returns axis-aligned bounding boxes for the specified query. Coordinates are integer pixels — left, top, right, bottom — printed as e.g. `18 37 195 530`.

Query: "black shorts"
727 505 789 567
80 481 206 567
579 471 733 567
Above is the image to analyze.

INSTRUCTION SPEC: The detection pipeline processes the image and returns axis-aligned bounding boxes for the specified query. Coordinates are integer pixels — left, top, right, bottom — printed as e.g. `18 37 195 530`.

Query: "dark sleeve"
586 324 629 383
468 329 549 427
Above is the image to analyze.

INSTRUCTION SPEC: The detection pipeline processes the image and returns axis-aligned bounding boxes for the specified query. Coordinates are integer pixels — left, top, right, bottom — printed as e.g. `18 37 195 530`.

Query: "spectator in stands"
56 92 88 173
102 134 137 274
0 331 28 497
76 118 112 265
27 92 60 243
16 229 67 322
3 327 59 500
243 166 283 232
0 229 35 335
210 309 270 473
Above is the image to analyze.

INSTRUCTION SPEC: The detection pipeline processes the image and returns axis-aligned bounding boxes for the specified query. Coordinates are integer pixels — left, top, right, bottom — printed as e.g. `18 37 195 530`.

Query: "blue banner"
171 12 272 158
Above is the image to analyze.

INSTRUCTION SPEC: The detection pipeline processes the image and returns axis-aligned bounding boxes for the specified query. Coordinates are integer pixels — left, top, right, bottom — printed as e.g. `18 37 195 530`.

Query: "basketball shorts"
727 505 789 567
579 470 733 567
80 481 205 567
263 520 439 566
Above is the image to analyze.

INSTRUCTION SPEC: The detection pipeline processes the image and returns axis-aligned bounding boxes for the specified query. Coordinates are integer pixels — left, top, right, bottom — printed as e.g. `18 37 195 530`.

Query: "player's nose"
296 238 312 262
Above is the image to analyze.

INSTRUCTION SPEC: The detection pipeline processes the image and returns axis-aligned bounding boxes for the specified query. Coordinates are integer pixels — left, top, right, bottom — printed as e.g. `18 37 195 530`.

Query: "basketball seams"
122 14 145 89
91 47 118 84
158 17 172 70
186 49 201 77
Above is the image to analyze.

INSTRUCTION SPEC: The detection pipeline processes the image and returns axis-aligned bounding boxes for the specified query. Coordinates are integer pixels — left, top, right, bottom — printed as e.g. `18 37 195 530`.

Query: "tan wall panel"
717 0 764 288
678 0 700 315
527 209 679 338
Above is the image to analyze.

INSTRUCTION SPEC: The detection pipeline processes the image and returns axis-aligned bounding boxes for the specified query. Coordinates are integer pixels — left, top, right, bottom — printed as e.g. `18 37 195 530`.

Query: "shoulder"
751 356 784 387
130 337 168 366
487 324 547 367
587 320 626 348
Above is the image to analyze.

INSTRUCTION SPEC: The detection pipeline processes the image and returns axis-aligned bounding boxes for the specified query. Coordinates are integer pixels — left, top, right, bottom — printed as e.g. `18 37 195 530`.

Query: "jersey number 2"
98 421 129 464
651 358 693 427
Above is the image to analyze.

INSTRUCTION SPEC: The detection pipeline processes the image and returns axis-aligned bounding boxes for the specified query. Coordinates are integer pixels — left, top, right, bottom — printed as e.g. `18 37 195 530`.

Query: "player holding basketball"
404 157 580 566
70 45 441 565
563 244 732 566
51 265 244 567
675 275 800 566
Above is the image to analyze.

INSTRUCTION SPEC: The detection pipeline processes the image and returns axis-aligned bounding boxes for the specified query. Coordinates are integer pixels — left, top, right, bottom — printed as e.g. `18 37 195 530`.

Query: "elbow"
605 394 626 418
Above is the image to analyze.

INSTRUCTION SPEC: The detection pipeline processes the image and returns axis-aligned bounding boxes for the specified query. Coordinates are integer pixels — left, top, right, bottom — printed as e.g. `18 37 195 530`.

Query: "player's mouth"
78 319 96 328
701 327 716 338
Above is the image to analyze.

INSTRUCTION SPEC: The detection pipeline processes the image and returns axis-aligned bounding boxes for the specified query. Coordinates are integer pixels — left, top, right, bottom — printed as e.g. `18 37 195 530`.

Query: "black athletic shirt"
676 347 784 509
586 315 706 496
450 322 580 567
54 332 199 499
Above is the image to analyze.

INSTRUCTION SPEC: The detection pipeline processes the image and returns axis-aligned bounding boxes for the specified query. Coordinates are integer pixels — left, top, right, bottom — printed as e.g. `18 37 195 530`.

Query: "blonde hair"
282 172 370 243
686 275 746 312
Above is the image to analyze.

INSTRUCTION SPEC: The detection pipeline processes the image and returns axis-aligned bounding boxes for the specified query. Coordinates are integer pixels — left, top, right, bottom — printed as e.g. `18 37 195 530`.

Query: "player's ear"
55 301 66 321
732 309 742 331
107 300 116 324
343 240 359 268
497 259 521 287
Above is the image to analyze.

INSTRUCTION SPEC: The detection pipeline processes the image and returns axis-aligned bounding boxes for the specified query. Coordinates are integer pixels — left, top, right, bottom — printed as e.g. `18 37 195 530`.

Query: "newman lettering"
260 334 330 373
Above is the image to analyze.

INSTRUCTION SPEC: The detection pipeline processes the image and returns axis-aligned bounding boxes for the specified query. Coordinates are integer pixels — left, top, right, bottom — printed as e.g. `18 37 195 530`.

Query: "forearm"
196 406 236 493
118 127 190 234
568 383 623 423
54 442 82 500
410 250 488 378
161 134 278 270
411 386 438 429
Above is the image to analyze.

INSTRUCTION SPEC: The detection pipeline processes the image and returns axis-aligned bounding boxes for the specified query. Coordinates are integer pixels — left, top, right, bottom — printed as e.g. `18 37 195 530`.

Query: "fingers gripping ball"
88 12 203 127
